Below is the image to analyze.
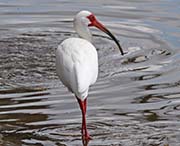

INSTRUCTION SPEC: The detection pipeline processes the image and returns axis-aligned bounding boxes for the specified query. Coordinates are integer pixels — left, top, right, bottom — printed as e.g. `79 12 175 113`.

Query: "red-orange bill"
87 15 124 55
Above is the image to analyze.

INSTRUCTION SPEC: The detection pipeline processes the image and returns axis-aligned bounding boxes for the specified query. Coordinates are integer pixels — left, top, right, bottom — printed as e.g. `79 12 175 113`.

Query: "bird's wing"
56 38 98 99
56 44 74 92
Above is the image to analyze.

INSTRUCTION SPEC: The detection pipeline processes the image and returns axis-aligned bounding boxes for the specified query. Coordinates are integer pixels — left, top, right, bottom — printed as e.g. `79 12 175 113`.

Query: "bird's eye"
87 14 96 22
87 14 96 27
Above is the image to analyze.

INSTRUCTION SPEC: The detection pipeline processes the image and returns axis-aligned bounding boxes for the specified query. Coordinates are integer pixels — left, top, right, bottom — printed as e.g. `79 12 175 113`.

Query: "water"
0 0 180 145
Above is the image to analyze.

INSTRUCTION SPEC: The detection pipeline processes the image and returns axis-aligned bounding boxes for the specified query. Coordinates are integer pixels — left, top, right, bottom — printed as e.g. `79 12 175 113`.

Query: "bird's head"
73 10 124 55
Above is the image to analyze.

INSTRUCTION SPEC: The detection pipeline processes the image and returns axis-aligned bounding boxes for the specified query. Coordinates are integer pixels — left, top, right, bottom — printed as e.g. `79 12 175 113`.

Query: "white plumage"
56 38 98 100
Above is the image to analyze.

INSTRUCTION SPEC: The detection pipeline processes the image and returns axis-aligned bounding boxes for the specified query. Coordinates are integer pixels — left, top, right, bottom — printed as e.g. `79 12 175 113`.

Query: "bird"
55 10 124 145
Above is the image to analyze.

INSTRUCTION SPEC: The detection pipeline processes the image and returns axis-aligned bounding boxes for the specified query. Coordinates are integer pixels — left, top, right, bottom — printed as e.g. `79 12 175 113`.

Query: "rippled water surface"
0 0 180 146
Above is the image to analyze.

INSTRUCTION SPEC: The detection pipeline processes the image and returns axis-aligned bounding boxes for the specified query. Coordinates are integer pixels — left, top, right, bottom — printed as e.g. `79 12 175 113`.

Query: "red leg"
77 97 85 134
76 97 92 144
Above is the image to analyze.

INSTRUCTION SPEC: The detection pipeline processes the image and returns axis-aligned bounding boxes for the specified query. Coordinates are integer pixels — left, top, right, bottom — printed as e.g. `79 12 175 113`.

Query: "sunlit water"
0 0 180 146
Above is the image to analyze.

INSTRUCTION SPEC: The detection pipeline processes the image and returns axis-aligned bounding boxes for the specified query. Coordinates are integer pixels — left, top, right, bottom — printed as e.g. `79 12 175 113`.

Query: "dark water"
0 0 180 146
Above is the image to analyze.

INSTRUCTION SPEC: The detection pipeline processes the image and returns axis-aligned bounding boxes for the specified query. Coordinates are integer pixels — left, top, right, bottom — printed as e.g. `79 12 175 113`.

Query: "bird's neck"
73 20 92 42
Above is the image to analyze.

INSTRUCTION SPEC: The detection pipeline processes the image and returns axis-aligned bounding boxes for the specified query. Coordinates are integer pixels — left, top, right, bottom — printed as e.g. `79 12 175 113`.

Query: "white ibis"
56 10 124 144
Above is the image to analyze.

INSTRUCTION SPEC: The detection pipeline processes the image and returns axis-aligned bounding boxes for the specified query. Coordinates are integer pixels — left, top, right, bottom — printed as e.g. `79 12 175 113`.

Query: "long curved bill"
88 16 124 55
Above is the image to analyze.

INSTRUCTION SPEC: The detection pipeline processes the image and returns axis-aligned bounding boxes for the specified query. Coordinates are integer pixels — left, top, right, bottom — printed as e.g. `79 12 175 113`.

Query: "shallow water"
0 0 180 146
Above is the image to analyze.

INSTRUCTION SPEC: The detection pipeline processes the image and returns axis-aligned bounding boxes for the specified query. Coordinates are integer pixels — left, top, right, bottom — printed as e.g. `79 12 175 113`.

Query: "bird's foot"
82 133 92 146
85 134 92 141
82 133 92 140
